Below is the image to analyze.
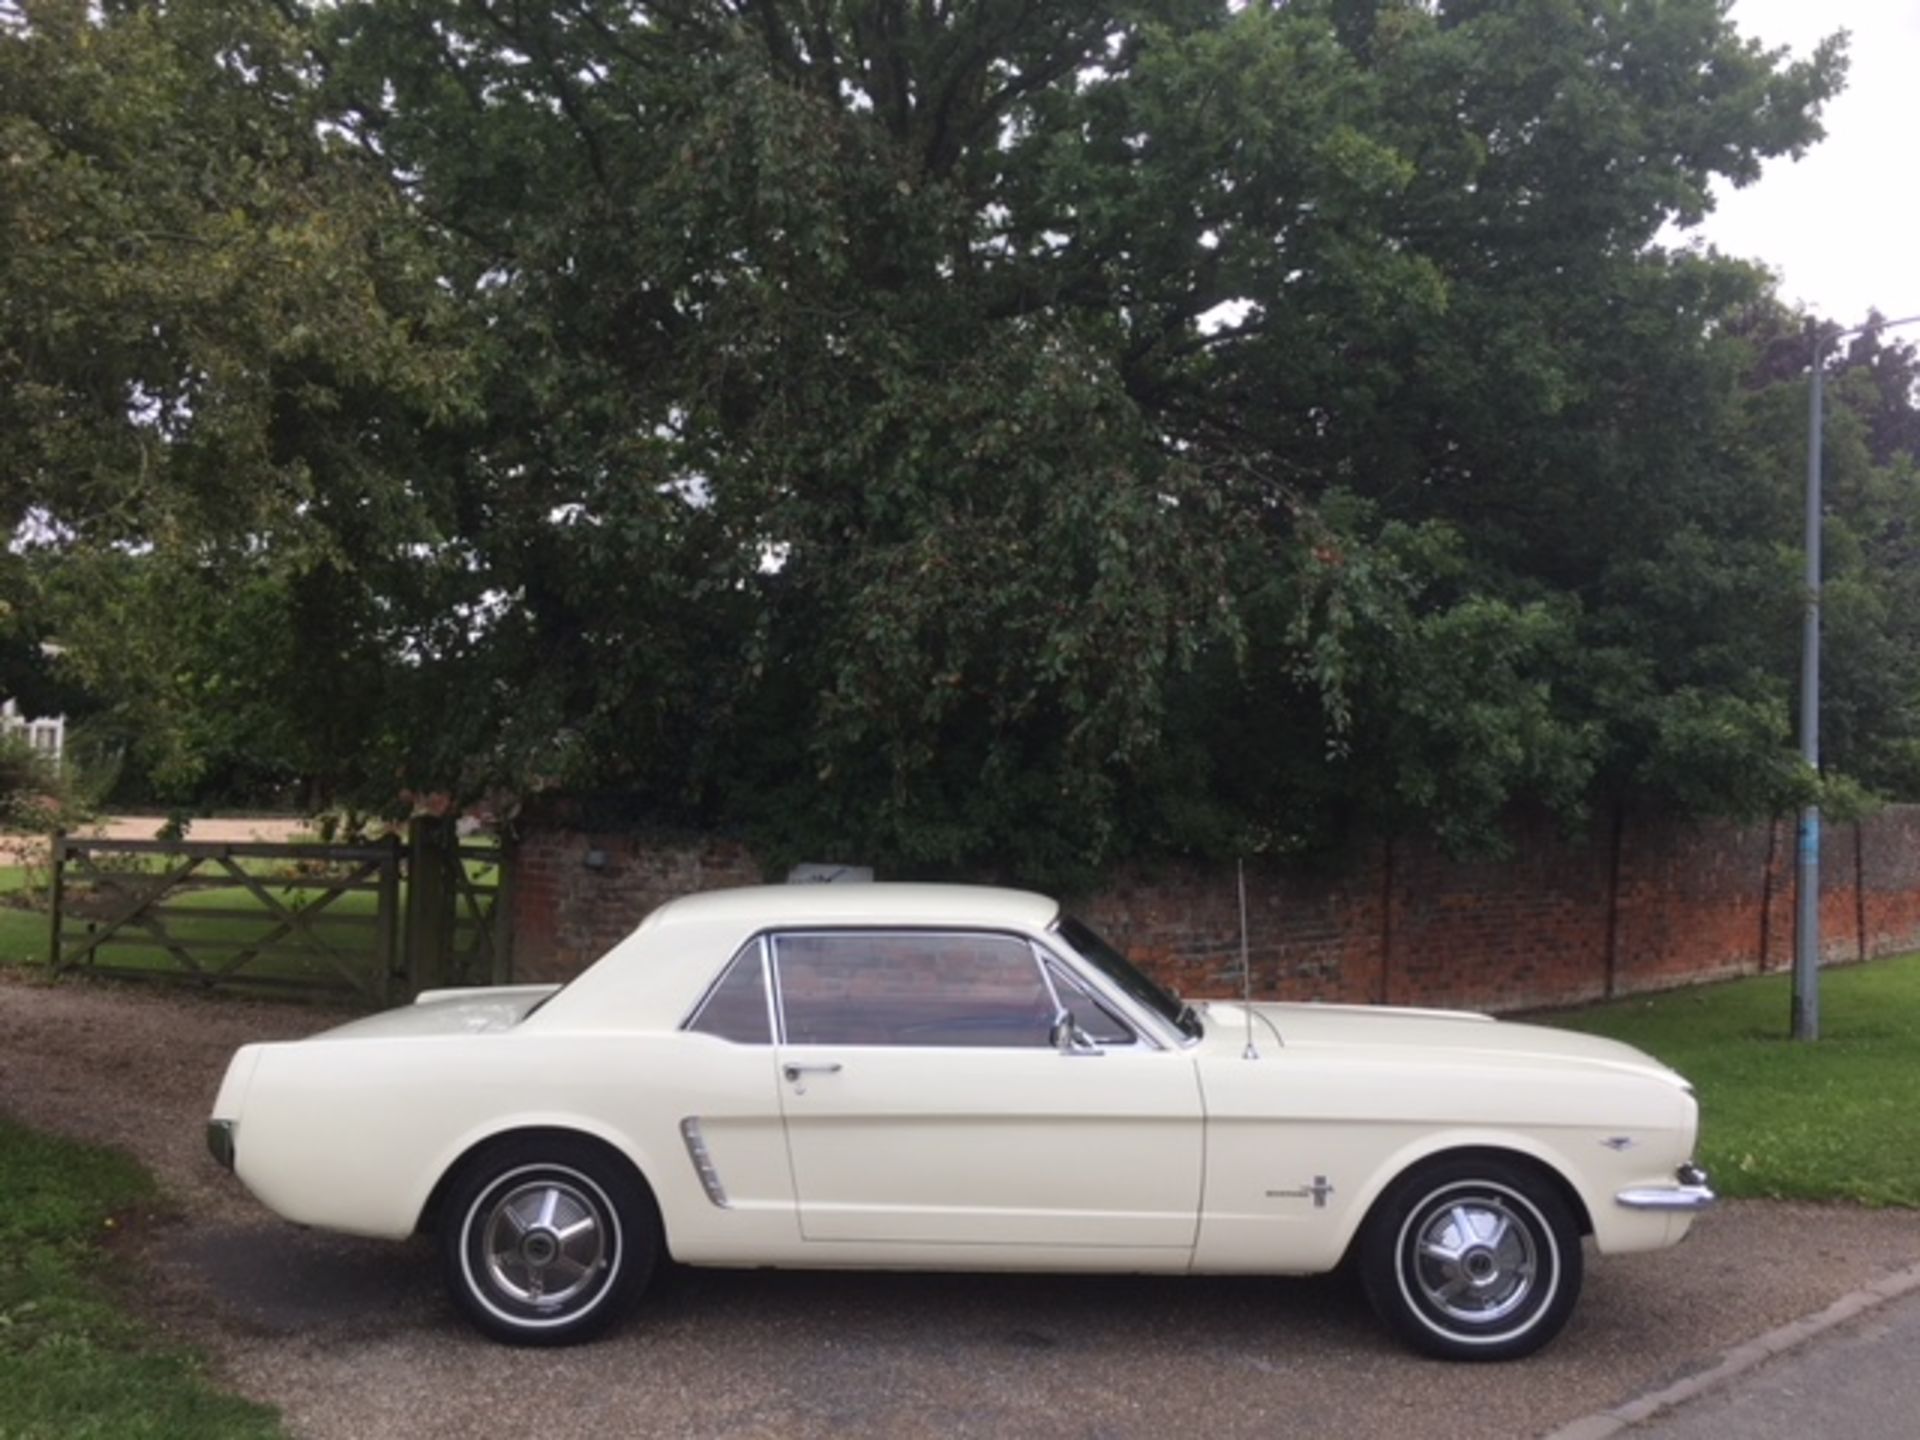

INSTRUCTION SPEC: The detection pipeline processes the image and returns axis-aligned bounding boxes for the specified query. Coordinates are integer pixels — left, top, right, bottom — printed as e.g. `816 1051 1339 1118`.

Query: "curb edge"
1540 1258 1920 1440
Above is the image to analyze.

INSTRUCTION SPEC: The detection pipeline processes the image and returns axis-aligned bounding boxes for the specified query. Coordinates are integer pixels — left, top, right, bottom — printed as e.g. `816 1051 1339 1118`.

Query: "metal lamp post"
1795 312 1920 1041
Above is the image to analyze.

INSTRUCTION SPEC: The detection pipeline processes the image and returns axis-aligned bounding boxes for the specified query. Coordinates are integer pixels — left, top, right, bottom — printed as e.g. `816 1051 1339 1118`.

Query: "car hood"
314 984 563 1041
1200 1000 1684 1087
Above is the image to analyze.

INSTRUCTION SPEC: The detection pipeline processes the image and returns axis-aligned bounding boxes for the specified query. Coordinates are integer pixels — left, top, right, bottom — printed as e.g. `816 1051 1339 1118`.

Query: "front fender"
1329 1125 1696 1261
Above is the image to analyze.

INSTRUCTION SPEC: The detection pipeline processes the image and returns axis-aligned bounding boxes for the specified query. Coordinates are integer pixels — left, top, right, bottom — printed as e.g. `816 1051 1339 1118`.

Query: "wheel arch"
415 1123 663 1239
1337 1138 1595 1269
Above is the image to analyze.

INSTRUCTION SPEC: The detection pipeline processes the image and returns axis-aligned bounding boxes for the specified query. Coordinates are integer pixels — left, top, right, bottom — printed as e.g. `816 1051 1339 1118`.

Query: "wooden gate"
48 825 510 1003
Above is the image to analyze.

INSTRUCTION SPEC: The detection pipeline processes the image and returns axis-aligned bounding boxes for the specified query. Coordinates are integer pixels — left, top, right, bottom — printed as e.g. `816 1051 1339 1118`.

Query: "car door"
771 929 1204 1251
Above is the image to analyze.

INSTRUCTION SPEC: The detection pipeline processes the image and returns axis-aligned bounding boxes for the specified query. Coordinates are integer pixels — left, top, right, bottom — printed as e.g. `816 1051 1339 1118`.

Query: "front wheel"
1358 1156 1582 1361
441 1135 658 1346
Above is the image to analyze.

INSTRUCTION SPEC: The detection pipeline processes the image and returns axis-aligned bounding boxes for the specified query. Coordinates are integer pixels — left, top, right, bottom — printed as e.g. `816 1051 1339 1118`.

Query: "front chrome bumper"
1616 1161 1716 1212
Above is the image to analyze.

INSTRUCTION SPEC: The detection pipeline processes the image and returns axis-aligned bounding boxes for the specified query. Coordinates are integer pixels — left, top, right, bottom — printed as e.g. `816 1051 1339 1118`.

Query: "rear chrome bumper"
1616 1161 1715 1212
206 1119 236 1172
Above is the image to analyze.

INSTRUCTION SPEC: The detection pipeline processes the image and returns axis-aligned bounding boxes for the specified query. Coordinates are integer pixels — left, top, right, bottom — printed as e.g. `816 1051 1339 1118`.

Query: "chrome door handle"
782 1061 842 1095
782 1062 843 1081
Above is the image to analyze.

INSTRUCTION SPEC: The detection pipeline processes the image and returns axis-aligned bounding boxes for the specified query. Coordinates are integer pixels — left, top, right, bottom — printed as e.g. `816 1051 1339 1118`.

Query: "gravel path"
5 969 1920 1440
2 816 313 865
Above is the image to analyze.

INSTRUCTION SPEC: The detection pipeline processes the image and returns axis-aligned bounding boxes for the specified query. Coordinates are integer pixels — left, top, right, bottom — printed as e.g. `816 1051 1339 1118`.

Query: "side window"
1045 962 1139 1046
775 932 1054 1048
686 942 772 1044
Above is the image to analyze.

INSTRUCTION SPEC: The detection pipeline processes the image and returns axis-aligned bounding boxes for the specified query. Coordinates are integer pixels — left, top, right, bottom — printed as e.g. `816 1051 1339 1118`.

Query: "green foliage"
0 733 55 830
37 551 396 806
0 1117 284 1438
2 0 472 804
1551 953 1920 1207
0 729 91 833
16 0 1914 881
0 0 472 549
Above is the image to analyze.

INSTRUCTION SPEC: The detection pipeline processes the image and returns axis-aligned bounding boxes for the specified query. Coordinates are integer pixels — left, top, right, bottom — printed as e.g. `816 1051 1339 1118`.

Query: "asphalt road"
1632 1287 1920 1440
5 971 1919 1440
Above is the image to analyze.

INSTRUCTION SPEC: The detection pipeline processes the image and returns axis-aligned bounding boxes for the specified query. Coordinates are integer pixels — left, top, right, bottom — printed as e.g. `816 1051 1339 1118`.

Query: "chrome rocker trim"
1616 1162 1715 1212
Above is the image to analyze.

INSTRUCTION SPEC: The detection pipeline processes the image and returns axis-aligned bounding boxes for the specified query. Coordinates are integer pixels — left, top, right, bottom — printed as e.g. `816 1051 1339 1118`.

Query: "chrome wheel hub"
481 1179 608 1309
1411 1197 1537 1324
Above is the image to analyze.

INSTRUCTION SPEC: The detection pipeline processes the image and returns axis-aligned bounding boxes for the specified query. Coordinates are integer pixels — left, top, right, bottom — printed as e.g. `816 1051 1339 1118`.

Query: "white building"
1 697 64 765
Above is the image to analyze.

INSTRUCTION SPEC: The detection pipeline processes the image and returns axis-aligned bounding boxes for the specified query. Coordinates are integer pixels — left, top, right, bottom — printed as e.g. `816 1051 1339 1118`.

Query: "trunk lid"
313 984 562 1041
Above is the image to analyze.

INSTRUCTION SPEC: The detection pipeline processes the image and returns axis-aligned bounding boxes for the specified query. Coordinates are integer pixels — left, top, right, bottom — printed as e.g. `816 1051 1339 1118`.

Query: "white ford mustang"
207 883 1713 1359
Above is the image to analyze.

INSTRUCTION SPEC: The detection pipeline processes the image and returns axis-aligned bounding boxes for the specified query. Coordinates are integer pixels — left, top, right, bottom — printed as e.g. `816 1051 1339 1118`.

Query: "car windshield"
1054 915 1203 1042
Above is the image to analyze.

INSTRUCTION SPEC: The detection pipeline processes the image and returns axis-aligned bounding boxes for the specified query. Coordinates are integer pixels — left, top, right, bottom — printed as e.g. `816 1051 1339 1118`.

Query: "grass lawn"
1548 953 1920 1207
0 865 44 967
0 1117 282 1439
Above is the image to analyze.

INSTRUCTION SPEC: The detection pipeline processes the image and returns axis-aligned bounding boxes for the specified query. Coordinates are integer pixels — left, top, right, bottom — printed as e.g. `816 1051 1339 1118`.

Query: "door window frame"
678 926 1181 1052
753 926 1165 1051
769 928 1056 1051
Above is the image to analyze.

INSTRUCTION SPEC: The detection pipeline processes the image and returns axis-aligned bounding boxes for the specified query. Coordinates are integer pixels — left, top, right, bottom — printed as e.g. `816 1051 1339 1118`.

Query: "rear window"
685 943 772 1044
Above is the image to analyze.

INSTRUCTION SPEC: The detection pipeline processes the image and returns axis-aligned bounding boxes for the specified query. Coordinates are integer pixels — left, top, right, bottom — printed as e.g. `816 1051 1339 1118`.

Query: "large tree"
19 0 1899 881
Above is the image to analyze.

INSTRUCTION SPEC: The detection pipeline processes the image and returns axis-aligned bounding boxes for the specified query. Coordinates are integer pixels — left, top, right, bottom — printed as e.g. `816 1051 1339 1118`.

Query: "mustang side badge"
1266 1176 1336 1208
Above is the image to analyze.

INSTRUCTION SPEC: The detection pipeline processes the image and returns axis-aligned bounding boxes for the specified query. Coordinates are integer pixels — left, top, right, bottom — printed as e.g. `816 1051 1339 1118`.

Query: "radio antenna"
1239 858 1259 1059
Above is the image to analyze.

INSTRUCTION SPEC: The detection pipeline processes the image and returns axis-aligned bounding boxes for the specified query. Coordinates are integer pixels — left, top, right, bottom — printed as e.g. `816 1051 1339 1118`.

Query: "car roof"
643 882 1060 934
522 882 1069 1034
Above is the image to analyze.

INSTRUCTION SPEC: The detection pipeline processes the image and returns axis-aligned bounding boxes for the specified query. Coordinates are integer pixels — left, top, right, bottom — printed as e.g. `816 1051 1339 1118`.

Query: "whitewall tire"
440 1135 657 1346
1359 1155 1583 1361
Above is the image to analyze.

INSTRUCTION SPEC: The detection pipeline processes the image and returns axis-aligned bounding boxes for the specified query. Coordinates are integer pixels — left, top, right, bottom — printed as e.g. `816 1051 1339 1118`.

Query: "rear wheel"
1359 1156 1582 1361
441 1135 657 1346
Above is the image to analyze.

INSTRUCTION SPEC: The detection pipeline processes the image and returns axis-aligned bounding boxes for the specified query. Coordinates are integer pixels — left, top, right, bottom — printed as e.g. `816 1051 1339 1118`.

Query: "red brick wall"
506 806 1920 1011
509 827 762 983
1860 808 1920 965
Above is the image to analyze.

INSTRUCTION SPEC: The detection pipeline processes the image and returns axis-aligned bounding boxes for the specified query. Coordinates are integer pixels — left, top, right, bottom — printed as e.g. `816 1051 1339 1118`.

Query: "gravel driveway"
5 970 1919 1440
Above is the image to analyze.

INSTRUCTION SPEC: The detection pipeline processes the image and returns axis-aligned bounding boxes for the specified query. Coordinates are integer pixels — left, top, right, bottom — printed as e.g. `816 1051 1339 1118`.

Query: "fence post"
47 831 64 971
491 839 515 987
374 835 400 1006
405 816 457 995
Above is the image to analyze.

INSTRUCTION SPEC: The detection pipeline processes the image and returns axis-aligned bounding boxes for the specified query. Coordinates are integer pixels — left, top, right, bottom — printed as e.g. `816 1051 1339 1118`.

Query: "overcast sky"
1682 0 1920 325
